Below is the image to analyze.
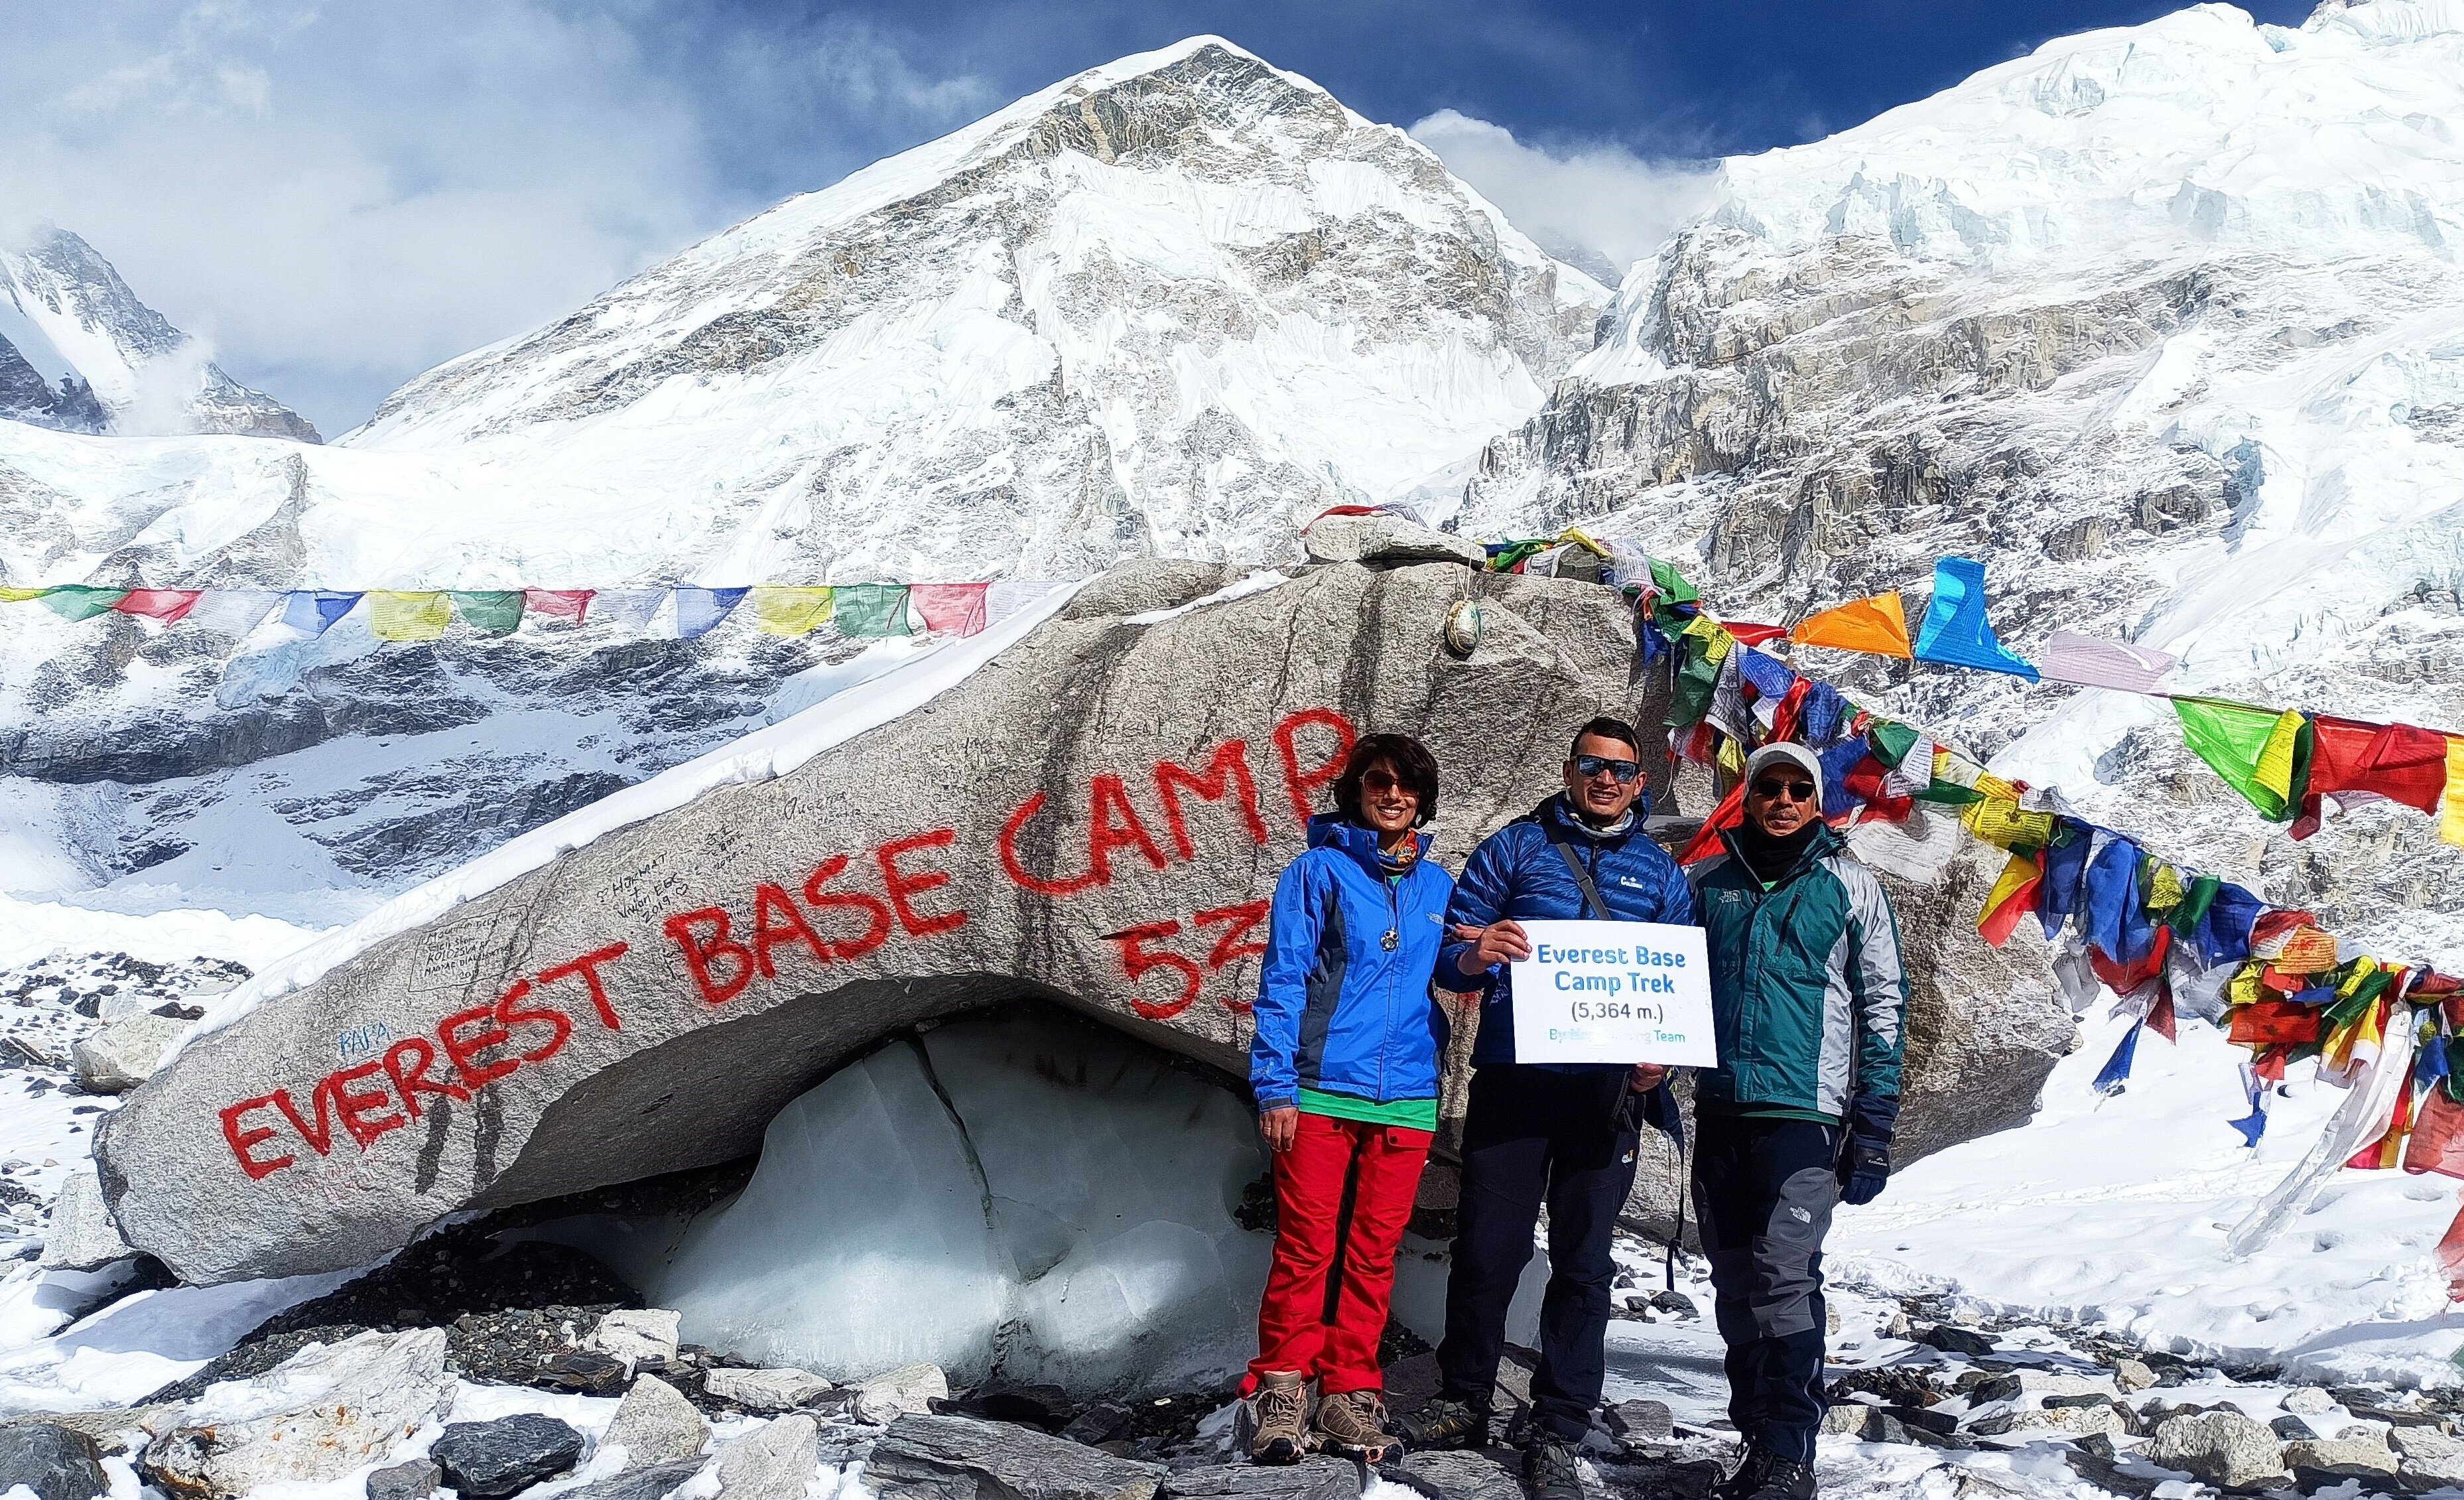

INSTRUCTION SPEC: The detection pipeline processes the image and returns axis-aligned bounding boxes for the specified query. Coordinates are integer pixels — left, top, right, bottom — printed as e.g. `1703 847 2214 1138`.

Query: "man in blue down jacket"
1403 717 1694 1500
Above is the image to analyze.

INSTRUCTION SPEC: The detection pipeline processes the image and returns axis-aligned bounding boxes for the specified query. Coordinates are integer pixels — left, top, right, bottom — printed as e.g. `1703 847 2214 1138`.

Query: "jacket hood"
1307 812 1429 876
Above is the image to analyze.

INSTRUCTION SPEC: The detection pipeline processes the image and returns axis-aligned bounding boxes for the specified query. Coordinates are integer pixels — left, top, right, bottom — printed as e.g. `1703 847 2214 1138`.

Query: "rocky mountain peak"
0 226 320 442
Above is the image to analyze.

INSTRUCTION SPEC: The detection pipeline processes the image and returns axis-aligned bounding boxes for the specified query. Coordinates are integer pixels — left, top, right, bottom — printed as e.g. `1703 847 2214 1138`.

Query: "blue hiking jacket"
1442 794 1698 1072
1250 815 1456 1110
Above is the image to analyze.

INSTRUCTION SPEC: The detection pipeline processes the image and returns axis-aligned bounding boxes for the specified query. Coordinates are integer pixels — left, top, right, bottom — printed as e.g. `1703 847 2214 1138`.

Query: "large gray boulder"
141 1329 454 1500
96 557 2069 1284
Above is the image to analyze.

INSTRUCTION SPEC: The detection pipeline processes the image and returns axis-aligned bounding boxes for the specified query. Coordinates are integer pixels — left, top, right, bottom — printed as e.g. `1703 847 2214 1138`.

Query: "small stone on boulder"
604 1375 708 1471
1603 1400 1673 1441
704 1366 832 1412
143 1329 454 1500
712 1416 820 1500
2283 1434 2397 1477
430 1414 584 1500
1299 514 1486 569
37 1167 133 1272
71 1012 186 1093
365 1458 440 1500
854 1363 950 1425
589 1310 681 1367
0 1422 109 1500
2143 1410 2285 1490
2282 1387 2336 1416
1159 1458 1358 1500
2111 1359 2156 1394
868 1412 1163 1500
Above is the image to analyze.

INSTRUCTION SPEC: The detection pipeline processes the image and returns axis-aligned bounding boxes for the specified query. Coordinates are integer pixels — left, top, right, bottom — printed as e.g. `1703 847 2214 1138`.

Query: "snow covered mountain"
1462 0 2464 965
0 36 1599 922
0 229 318 442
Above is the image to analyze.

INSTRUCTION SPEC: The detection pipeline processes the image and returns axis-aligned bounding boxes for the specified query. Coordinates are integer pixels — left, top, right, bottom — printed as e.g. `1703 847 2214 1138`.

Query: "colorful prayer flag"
674 586 749 640
184 589 281 636
595 588 668 634
2040 631 2176 693
1724 622 1787 646
112 589 202 624
2173 698 2305 821
523 589 594 626
2293 715 2451 838
0 587 52 603
2093 1022 2142 1095
39 586 129 621
281 591 361 636
1978 851 2043 947
369 591 452 641
1913 558 2038 681
909 582 990 638
1960 797 2053 852
752 586 836 636
833 583 912 638
450 592 525 636
1790 592 1912 658
2444 737 2464 849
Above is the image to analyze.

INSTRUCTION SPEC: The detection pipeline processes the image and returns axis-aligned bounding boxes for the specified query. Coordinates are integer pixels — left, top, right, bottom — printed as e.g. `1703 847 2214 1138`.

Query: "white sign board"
1508 919 1717 1066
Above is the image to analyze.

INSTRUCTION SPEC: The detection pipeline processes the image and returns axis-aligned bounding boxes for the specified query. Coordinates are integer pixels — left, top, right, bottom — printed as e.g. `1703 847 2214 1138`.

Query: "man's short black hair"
1568 715 1644 760
1333 733 1441 828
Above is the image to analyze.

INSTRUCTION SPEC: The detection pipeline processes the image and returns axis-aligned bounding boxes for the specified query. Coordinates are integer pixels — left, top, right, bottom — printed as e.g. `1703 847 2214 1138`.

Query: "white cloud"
1409 108 1724 283
0 1 992 437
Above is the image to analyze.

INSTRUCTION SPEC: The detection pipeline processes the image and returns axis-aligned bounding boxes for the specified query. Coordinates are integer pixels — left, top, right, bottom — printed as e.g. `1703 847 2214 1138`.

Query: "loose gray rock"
2111 1359 2156 1394
604 1375 709 1470
71 1012 186 1093
2283 1434 2396 1476
705 1366 832 1413
430 1414 584 1500
590 1309 682 1367
853 1363 950 1424
1159 1458 1358 1500
562 1459 708 1500
712 1415 819 1500
1387 1450 1524 1500
2394 1427 2464 1488
0 1422 109 1500
36 1166 132 1272
365 1458 440 1500
143 1329 455 1500
1603 1399 1673 1441
868 1412 1163 1500
1822 1405 1909 1443
1916 1325 1996 1359
2281 1387 2336 1416
1300 513 1487 569
2143 1410 2285 1489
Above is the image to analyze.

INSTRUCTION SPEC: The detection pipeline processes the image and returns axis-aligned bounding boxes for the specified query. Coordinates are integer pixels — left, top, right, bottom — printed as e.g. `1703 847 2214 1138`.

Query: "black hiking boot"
1400 1397 1490 1451
1711 1442 1775 1500
1521 1434 1582 1500
1746 1458 1816 1500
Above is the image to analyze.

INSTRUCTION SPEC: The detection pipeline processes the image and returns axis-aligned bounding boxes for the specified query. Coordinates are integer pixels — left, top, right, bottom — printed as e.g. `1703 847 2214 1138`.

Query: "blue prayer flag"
281 590 361 636
2093 1021 2142 1095
674 586 750 640
1913 557 2040 681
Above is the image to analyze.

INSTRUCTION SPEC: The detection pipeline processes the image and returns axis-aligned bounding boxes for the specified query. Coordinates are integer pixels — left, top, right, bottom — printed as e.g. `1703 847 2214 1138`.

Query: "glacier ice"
621 1005 1539 1395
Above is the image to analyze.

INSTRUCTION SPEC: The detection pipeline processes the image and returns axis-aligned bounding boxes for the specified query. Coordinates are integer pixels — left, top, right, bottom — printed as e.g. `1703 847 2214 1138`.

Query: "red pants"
1251 1112 1434 1394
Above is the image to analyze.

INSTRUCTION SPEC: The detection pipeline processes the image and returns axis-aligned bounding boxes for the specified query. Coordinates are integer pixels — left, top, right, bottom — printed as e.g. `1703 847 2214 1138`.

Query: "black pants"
1436 1065 1642 1442
1692 1113 1841 1466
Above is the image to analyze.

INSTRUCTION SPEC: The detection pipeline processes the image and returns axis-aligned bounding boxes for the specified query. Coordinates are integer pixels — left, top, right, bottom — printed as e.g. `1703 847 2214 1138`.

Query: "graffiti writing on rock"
1102 901 1273 1020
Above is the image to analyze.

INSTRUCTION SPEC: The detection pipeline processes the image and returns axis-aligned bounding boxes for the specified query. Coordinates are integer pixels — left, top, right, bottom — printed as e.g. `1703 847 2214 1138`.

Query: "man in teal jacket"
1688 742 1907 1500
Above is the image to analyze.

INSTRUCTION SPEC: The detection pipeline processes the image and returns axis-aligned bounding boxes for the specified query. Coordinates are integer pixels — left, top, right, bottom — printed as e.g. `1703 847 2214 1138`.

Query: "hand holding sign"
1451 919 1531 975
1508 919 1717 1067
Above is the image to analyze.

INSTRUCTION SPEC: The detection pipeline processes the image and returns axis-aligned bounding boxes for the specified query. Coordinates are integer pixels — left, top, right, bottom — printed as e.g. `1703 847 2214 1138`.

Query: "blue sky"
2 0 2313 435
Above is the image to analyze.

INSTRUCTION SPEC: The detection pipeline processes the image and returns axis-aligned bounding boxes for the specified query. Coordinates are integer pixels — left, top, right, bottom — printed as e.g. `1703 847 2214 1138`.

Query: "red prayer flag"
1679 782 1747 864
2346 1078 2416 1170
2227 1000 2326 1046
2293 715 2450 838
112 589 203 624
523 589 595 624
1724 622 1787 646
2405 1089 2464 1181
1977 849 2043 949
2148 992 2177 1042
2438 1199 2464 1302
2090 923 2172 995
909 582 991 638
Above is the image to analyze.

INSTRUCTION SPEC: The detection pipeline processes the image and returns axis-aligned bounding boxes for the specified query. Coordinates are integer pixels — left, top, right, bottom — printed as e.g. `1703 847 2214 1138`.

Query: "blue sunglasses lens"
1575 755 1640 783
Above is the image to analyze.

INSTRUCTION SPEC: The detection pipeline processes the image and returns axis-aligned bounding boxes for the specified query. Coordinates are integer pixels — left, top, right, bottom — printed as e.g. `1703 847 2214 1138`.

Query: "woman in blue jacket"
1243 733 1455 1465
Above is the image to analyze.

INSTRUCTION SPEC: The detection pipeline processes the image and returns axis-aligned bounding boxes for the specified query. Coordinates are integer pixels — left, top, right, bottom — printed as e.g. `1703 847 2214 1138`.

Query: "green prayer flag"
2324 966 2392 1030
1912 780 1985 807
1867 720 1921 768
1666 633 1718 728
450 590 525 636
39 586 130 621
833 583 911 638
2173 697 2302 821
2170 874 2221 938
1648 559 1700 606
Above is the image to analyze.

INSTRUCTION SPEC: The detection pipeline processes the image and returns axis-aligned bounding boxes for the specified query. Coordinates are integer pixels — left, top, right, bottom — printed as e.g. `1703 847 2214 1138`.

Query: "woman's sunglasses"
1572 754 1642 784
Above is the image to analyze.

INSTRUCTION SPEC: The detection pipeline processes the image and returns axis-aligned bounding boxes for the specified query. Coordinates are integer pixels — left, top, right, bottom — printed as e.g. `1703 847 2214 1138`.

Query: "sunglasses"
1573 754 1642 784
1752 778 1819 802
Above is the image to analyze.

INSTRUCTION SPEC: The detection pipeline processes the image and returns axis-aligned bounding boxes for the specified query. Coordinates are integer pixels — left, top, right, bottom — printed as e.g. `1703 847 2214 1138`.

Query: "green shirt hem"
1298 1089 1440 1130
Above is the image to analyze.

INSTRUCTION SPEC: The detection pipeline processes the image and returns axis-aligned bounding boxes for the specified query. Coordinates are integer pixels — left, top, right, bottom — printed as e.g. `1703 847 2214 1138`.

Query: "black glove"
1839 1137 1890 1205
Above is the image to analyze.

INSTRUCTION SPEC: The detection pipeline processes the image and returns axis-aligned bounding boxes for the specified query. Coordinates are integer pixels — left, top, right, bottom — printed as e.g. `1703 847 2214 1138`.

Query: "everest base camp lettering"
210 708 1357 1179
1510 919 1717 1066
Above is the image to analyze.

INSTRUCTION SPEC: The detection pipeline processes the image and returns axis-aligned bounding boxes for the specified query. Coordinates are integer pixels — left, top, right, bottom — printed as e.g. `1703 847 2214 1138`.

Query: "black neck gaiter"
1736 817 1819 884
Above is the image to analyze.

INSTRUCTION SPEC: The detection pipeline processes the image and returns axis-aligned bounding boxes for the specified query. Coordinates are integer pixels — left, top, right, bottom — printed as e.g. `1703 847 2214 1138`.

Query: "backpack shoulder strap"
1542 825 1614 922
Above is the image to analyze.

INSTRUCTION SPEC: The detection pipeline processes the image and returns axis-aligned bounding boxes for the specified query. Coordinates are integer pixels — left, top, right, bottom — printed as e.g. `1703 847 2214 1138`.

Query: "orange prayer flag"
1790 592 1912 659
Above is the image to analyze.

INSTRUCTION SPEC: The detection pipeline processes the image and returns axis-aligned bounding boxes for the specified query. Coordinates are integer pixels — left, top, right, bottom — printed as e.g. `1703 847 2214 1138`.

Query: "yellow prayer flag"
2146 864 2185 912
1790 592 1913 658
1970 770 2021 803
753 586 836 636
2443 736 2464 849
1716 735 1747 781
0 587 50 603
2256 709 2305 809
2226 962 2264 1008
1556 527 1613 558
2276 925 2340 974
1960 797 2054 851
369 590 451 641
1976 852 2037 938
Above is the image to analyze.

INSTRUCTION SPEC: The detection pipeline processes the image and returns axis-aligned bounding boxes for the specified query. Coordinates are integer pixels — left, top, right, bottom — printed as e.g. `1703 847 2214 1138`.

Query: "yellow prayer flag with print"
2226 962 2264 1008
1960 797 2054 851
2443 736 2464 849
2256 709 2305 811
753 586 836 637
369 590 451 641
2146 864 2185 913
1716 736 1747 781
1969 770 2020 803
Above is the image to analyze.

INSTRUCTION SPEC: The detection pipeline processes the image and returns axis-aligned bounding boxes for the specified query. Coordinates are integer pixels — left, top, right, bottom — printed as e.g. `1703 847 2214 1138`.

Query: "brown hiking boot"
1314 1389 1395 1461
1247 1371 1311 1465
